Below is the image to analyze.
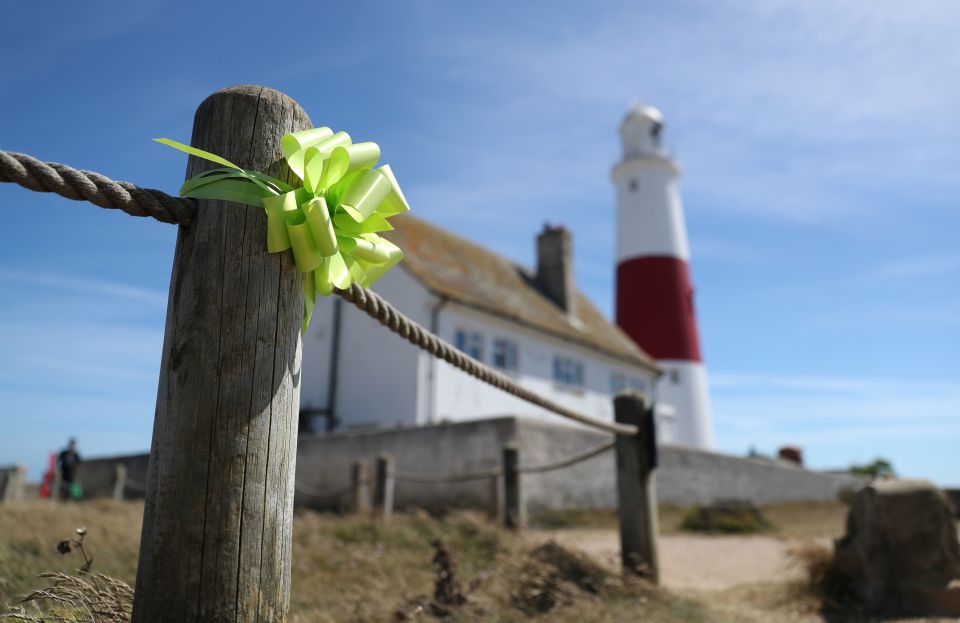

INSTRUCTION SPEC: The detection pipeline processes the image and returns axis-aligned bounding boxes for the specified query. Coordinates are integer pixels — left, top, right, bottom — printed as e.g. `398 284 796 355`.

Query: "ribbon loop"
157 125 410 332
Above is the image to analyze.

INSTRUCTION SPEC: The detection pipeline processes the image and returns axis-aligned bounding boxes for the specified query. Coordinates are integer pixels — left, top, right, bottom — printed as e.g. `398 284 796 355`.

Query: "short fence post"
2 465 26 502
131 86 311 623
15 465 27 501
614 391 659 582
502 444 524 529
352 460 372 514
10 465 25 501
489 474 502 521
51 467 61 502
374 453 395 518
112 463 127 502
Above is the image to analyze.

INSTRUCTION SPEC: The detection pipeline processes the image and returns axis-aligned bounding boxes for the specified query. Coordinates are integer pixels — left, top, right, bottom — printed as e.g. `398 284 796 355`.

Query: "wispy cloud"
711 368 960 481
711 371 960 396
0 268 167 305
408 0 960 229
867 254 960 282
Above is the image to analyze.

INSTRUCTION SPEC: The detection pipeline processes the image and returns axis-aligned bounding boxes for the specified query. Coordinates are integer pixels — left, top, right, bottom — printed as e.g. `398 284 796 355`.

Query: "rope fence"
516 439 615 474
294 476 376 502
1 146 637 534
0 88 662 608
0 151 196 225
393 468 500 484
293 436 614 504
124 477 147 493
0 148 639 439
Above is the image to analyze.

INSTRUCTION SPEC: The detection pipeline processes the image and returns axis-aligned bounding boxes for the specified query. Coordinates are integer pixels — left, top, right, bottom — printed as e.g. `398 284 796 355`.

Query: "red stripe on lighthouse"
616 256 702 362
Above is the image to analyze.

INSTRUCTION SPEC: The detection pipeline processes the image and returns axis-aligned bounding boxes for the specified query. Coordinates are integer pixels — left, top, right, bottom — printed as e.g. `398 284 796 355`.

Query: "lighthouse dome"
619 103 667 160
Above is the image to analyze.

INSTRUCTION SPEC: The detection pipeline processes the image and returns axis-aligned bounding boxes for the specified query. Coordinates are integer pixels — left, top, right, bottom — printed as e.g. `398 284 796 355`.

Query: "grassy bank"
0 501 722 623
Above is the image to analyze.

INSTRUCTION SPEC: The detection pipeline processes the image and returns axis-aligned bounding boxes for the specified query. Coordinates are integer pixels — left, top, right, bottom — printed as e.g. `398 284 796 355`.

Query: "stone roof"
383 215 660 372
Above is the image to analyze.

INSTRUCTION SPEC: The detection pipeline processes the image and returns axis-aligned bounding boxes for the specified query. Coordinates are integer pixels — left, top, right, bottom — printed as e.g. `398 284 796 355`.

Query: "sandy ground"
546 528 823 591
544 528 960 623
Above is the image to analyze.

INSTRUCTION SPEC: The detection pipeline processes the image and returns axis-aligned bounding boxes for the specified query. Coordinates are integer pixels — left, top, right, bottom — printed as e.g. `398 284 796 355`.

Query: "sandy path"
546 528 824 591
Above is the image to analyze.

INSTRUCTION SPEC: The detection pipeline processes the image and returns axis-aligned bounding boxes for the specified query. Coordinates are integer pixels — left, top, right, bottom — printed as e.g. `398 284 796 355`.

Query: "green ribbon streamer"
155 128 409 331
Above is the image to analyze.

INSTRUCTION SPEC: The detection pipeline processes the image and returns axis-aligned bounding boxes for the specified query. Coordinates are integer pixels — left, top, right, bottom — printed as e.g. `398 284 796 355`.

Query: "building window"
611 373 646 394
554 357 584 388
454 329 483 360
610 373 626 393
669 369 680 384
628 178 639 192
492 338 519 371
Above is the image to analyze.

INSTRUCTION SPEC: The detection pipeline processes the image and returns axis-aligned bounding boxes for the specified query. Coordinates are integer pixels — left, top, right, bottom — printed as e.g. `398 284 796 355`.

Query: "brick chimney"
535 224 576 316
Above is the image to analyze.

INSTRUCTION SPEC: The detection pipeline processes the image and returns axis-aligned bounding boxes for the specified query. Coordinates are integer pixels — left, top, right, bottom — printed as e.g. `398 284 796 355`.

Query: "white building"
299 105 716 448
299 216 667 438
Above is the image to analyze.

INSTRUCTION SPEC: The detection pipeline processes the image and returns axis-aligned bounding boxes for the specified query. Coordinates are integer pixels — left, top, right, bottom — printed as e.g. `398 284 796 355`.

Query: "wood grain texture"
374 453 395 518
113 463 127 501
352 460 372 514
503 445 523 529
132 85 311 623
614 392 660 582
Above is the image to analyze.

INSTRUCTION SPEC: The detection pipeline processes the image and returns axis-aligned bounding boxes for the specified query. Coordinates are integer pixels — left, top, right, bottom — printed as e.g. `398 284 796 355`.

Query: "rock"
832 479 960 615
945 488 960 519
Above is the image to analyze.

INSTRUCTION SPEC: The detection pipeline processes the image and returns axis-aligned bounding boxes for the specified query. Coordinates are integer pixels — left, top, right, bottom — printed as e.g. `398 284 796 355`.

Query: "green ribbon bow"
156 127 409 331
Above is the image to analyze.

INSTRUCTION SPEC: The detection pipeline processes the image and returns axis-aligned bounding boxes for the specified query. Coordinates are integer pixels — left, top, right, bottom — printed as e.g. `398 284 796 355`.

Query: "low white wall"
67 453 151 500
63 416 867 510
296 418 515 511
295 416 865 512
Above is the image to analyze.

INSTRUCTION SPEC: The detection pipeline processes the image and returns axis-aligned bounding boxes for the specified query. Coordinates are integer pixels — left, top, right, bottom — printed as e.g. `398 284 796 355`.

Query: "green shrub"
680 501 775 534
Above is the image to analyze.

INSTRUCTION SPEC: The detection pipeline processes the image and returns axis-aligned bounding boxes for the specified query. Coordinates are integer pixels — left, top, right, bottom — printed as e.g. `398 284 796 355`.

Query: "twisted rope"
294 475 376 501
123 477 147 493
517 440 615 474
0 149 638 437
393 468 500 484
334 284 639 437
0 150 196 225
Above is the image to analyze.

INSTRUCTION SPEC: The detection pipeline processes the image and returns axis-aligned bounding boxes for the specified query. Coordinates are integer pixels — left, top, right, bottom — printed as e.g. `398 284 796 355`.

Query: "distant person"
58 438 82 500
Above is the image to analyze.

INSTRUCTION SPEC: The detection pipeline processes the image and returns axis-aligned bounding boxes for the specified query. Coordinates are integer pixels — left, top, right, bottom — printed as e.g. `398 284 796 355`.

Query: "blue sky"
1 1 958 485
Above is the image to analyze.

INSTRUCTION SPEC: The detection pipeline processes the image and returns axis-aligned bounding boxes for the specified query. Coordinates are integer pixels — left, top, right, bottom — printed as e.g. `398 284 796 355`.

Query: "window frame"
454 329 484 361
553 356 585 388
492 337 519 371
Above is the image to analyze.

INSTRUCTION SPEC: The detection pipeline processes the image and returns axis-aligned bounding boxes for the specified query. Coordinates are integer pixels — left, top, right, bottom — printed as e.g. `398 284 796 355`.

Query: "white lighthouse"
611 104 714 449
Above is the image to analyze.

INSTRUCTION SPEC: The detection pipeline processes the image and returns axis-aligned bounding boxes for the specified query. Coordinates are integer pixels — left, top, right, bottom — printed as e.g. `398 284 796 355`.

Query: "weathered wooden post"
132 85 310 623
51 467 61 502
614 391 659 581
1 465 26 502
502 444 524 529
352 459 372 514
488 474 502 521
373 453 395 518
112 463 127 502
14 465 26 501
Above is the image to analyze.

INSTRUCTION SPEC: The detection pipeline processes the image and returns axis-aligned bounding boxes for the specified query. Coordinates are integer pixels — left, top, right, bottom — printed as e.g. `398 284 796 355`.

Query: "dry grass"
1 501 722 623
0 501 142 601
0 572 133 622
